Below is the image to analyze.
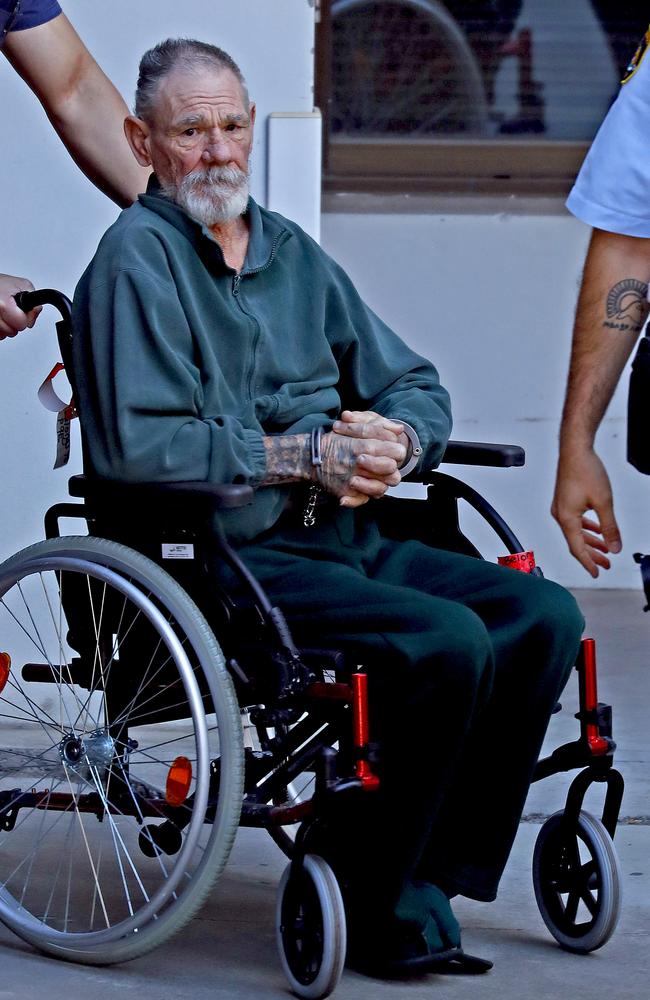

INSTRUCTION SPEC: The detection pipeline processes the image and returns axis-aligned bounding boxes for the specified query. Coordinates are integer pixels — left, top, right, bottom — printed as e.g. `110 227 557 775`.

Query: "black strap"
633 552 650 610
627 331 650 473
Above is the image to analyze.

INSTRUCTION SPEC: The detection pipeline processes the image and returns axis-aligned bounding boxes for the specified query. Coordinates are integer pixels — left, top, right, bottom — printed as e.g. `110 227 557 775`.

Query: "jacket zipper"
232 231 288 398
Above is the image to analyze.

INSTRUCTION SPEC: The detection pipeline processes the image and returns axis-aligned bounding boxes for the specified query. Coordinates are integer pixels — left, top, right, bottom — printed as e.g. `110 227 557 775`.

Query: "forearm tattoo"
263 434 312 484
262 431 359 495
603 278 649 333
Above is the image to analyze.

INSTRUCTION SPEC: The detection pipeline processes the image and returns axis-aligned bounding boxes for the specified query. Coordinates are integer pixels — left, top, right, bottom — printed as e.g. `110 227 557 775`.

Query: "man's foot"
395 881 461 951
347 880 492 978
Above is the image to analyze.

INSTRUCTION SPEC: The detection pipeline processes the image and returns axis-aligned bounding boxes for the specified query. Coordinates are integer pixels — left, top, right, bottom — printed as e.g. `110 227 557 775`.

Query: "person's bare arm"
3 13 149 207
552 228 650 576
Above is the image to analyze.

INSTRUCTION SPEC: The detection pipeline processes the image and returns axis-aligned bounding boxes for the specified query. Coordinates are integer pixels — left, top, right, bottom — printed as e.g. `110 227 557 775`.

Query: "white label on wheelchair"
161 543 195 560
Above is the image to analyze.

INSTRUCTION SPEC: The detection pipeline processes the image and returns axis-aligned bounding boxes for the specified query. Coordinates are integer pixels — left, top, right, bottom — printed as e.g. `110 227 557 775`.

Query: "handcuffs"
303 422 422 527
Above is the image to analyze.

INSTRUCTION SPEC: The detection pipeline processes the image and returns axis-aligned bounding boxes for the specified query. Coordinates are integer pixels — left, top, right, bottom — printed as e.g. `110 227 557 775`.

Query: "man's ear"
124 116 152 166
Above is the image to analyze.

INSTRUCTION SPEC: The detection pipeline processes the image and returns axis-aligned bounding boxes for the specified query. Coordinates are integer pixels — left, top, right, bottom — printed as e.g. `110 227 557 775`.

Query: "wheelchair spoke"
65 574 108 734
580 884 598 917
68 583 160 734
17 581 83 736
0 692 62 736
43 791 79 926
39 574 89 726
0 599 74 737
108 635 183 731
129 719 220 758
564 887 580 925
87 765 151 919
0 742 59 766
62 762 112 928
109 605 171 708
0 778 76 888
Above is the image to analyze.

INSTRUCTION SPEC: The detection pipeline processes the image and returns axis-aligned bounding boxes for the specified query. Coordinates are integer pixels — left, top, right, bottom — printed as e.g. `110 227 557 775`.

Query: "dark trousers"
236 504 584 916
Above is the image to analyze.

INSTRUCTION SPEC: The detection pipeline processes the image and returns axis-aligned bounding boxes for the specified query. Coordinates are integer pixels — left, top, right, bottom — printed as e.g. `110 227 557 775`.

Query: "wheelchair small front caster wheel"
276 854 346 999
533 810 621 952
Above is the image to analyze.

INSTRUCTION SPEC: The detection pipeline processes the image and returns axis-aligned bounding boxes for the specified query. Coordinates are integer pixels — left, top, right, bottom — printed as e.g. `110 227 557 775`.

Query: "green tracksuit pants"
234 502 584 916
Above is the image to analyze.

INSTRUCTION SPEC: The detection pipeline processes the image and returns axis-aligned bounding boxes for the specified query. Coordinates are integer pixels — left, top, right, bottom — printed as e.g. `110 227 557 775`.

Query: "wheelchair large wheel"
276 854 346 1000
532 810 621 953
0 536 243 964
331 0 489 135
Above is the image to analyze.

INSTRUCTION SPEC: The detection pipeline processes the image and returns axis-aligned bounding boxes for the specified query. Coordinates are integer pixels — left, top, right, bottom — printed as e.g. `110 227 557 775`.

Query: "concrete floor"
0 588 648 1000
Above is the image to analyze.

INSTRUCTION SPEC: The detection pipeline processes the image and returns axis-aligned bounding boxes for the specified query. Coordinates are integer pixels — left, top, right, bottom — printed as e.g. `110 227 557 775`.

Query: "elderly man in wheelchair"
0 35 623 1000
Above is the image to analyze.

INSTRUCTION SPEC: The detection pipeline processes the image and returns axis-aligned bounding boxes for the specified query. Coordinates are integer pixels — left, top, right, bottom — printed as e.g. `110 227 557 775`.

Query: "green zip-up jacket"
72 178 452 543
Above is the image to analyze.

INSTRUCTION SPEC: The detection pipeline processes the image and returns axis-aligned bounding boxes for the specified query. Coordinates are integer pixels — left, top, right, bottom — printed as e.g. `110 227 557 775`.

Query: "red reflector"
0 652 10 694
165 756 192 807
588 735 611 756
498 551 536 573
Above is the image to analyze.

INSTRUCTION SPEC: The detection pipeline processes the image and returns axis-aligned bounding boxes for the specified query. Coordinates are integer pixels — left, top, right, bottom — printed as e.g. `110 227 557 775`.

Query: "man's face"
144 65 255 226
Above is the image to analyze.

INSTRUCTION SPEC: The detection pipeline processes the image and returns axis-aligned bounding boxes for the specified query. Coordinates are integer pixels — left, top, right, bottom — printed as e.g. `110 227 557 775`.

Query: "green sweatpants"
235 501 584 915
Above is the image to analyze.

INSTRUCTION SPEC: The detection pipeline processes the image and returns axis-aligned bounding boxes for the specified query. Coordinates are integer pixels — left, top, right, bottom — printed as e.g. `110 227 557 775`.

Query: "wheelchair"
0 289 625 998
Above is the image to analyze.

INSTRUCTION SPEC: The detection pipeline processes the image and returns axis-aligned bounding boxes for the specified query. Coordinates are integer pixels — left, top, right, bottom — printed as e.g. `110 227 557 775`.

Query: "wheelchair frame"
0 289 625 997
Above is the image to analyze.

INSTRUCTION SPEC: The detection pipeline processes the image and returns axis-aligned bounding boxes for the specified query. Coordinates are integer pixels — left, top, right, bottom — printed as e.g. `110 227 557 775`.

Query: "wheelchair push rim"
0 536 243 962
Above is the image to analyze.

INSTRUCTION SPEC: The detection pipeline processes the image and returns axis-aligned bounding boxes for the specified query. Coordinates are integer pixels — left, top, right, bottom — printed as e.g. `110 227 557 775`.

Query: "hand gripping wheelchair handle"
14 288 72 318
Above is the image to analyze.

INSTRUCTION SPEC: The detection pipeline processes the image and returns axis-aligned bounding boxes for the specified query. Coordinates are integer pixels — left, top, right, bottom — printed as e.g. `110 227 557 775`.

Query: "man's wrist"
558 429 596 458
263 433 313 484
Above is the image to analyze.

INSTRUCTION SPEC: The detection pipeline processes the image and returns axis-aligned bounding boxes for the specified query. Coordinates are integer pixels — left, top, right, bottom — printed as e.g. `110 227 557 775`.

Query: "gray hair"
134 38 249 121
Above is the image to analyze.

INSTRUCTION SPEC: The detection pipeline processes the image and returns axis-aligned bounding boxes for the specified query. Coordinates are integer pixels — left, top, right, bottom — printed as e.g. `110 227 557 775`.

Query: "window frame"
315 0 593 196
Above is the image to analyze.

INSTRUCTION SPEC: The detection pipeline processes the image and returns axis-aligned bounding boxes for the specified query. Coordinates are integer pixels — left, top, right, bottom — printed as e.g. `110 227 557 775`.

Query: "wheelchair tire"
276 853 347 1000
0 536 244 964
532 810 622 953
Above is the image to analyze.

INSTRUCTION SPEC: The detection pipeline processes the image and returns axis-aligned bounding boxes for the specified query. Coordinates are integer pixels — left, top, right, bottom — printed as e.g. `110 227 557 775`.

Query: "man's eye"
183 128 196 137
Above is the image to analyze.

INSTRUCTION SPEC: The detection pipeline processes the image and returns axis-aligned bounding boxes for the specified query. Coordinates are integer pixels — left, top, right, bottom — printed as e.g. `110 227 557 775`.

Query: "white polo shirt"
567 31 650 237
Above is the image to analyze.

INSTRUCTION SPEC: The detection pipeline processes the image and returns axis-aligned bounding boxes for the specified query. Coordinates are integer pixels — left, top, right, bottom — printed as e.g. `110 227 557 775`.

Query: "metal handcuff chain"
303 426 324 527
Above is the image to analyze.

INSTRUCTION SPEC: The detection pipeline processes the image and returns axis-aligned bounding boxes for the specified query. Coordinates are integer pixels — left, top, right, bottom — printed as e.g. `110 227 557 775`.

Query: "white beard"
162 164 250 226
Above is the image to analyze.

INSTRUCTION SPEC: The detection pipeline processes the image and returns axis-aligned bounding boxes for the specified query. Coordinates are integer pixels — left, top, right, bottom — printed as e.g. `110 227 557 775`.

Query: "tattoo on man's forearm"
262 432 357 495
602 278 649 332
263 434 311 484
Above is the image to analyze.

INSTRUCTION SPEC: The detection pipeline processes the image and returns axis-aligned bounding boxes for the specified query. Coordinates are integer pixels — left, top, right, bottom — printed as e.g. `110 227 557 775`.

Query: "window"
316 0 649 192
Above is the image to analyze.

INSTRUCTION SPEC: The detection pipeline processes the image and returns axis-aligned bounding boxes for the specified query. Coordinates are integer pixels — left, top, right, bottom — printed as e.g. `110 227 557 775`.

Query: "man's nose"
201 134 231 164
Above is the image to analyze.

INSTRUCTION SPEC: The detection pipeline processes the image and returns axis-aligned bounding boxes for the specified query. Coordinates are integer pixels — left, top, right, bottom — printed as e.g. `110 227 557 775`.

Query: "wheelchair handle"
14 289 72 321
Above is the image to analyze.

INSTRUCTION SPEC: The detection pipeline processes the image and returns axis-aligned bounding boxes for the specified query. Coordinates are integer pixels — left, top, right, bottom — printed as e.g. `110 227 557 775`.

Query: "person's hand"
0 274 41 339
551 448 622 578
333 409 406 445
331 410 414 506
317 429 407 508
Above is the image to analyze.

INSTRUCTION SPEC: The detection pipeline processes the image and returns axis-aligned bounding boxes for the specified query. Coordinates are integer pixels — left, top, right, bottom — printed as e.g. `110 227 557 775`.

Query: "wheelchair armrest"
68 475 253 509
435 440 525 470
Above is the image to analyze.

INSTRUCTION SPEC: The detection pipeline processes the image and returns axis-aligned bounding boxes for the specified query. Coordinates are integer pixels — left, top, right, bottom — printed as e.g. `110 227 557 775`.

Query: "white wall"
0 0 315 560
321 200 648 589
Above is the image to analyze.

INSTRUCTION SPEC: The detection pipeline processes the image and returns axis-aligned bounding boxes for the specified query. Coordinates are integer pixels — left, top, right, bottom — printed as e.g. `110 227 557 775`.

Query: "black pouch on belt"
627 331 650 473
